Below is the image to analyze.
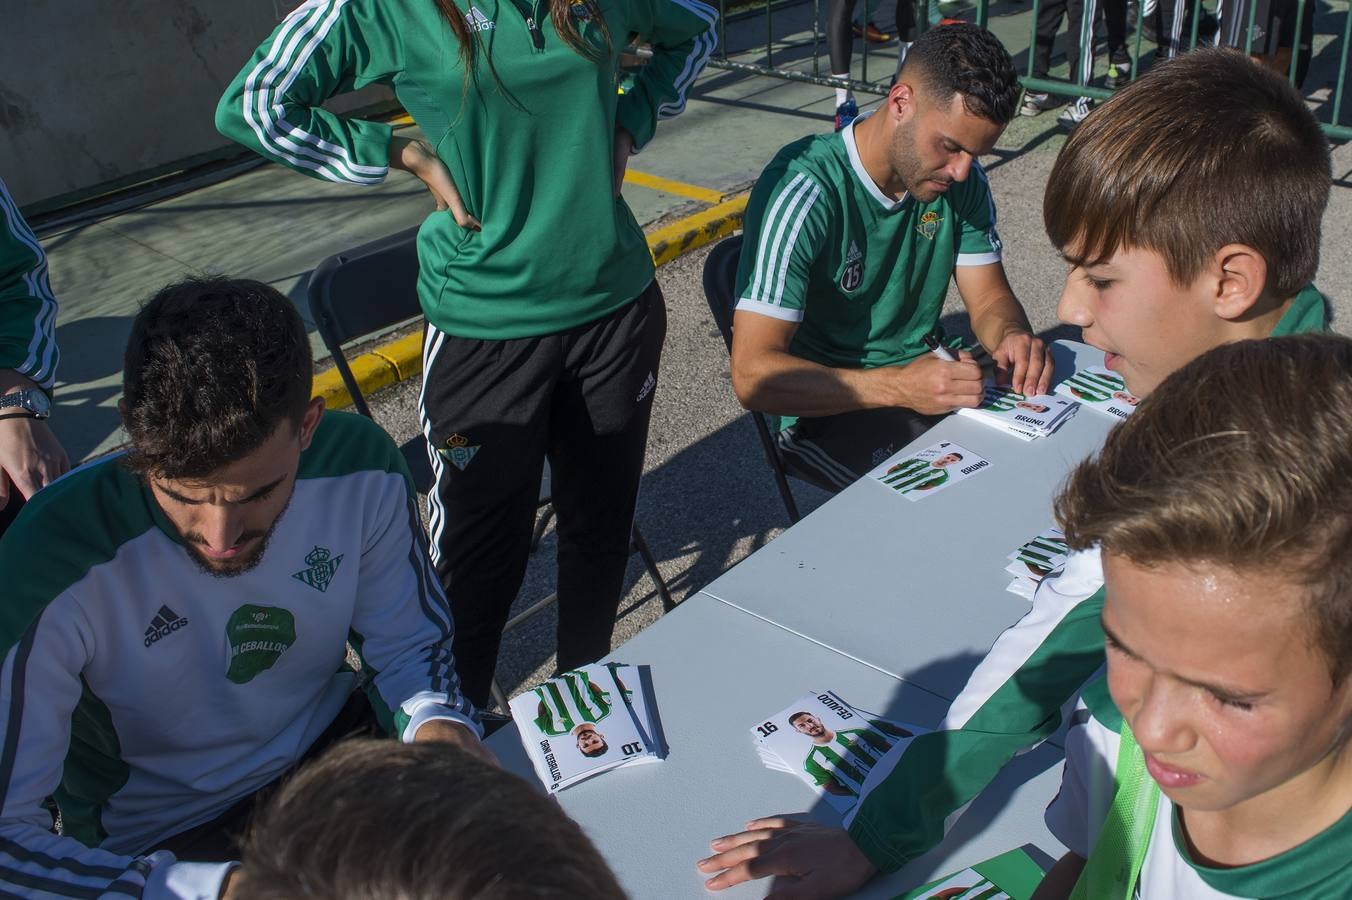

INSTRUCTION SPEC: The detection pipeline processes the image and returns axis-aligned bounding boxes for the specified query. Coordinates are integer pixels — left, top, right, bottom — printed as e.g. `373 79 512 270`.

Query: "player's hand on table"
412 718 500 766
990 330 1052 396
884 352 984 415
389 136 482 231
698 816 878 899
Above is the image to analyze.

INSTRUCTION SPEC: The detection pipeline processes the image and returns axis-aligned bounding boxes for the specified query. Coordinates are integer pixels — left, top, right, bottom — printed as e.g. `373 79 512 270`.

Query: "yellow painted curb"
314 191 748 409
646 193 746 268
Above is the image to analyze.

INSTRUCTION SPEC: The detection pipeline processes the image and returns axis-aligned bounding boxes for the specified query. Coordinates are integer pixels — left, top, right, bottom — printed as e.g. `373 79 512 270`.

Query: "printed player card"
750 690 928 816
605 661 665 764
1005 528 1069 581
1004 527 1069 600
1054 366 1139 420
869 442 990 502
957 386 1078 440
510 663 659 793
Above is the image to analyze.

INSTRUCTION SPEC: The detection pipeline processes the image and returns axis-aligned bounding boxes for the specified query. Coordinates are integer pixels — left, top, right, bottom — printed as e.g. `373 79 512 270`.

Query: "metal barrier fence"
706 0 1351 139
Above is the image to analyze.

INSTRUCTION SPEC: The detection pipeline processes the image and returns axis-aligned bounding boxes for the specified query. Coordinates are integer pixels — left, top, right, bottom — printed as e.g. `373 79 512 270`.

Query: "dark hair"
236 739 627 900
121 277 312 480
576 726 609 758
1045 48 1330 297
789 711 814 725
1056 334 1352 683
900 23 1021 125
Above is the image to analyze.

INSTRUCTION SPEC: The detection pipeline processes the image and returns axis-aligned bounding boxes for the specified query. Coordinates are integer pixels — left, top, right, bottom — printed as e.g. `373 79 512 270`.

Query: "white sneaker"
1057 98 1093 129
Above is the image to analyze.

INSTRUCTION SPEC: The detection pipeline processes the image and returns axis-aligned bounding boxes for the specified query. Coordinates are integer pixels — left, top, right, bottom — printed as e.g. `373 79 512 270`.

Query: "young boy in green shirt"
700 47 1334 897
1035 334 1352 898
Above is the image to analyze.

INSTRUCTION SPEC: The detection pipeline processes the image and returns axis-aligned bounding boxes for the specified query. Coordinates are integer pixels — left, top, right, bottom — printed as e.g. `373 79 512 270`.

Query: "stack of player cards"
868 441 990 502
510 662 663 793
750 690 928 817
957 385 1079 441
1054 366 1139 420
1005 528 1070 600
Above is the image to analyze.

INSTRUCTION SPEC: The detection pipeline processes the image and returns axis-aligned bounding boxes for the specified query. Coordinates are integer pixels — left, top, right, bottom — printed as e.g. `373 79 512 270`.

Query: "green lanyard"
1070 721 1161 900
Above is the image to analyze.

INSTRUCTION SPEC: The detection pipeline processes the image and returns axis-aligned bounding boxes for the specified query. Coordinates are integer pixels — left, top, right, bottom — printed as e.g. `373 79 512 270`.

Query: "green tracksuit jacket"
0 177 58 390
216 0 716 340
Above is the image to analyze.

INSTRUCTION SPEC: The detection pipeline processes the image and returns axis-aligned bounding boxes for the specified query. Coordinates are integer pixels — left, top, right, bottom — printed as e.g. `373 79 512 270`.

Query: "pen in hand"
922 332 958 363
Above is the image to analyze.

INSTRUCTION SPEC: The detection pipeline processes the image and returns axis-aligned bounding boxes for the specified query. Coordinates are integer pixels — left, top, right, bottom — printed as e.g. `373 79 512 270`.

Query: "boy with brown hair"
700 48 1334 897
1034 334 1352 897
228 739 626 899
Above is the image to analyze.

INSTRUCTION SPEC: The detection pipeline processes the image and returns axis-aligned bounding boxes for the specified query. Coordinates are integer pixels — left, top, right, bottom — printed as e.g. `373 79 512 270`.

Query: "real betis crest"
293 545 343 592
916 210 943 240
838 240 864 293
438 433 480 471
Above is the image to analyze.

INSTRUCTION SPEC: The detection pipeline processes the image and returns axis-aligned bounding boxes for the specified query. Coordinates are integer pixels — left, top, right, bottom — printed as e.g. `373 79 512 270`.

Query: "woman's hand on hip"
390 136 481 230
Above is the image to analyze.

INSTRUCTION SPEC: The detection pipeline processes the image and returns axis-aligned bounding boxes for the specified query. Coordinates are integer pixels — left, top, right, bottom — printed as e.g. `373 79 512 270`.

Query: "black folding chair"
308 228 676 712
701 234 809 524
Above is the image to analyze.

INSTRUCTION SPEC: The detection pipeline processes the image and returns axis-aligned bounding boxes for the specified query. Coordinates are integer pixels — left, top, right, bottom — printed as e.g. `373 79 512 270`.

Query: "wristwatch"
0 388 51 420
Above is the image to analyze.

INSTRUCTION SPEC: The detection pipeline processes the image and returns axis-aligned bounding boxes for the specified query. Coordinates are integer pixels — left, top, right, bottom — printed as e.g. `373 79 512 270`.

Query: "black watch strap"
0 411 42 421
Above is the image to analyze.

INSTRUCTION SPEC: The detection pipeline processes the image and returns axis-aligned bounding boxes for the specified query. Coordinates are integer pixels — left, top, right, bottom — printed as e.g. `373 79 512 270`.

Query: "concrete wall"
0 1 392 211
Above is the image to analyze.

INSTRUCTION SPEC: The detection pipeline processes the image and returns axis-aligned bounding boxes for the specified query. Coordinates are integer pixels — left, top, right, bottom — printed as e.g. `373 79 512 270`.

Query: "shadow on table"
763 650 1067 894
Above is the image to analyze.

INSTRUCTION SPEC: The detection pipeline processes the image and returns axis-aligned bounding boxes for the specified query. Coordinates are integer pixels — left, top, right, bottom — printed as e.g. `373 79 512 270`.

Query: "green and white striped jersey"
734 116 1002 429
534 669 615 736
843 284 1332 874
1047 684 1352 898
0 412 478 899
1062 369 1124 403
217 0 715 341
804 726 893 797
0 176 58 389
880 458 949 493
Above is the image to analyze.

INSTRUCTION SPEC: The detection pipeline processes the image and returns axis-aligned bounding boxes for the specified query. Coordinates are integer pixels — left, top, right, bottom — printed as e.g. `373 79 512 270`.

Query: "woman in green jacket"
218 0 716 708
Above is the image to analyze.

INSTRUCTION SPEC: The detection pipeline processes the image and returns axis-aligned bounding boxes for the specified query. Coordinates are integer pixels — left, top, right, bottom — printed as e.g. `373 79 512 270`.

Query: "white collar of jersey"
843 114 909 213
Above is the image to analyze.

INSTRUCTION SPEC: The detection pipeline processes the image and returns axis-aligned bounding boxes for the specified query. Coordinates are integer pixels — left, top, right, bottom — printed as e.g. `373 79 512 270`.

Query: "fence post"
1334 1 1352 128
1287 0 1306 83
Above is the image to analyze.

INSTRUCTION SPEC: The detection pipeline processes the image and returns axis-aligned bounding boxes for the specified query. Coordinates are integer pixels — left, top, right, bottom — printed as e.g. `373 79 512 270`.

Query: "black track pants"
419 283 666 708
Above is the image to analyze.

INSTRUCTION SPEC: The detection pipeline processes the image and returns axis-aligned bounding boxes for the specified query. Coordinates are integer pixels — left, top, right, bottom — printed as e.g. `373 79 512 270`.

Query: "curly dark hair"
903 23 1021 126
121 276 312 479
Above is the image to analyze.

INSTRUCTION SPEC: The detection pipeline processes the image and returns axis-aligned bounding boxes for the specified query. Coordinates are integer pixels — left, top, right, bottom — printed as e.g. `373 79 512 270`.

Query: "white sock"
832 75 852 107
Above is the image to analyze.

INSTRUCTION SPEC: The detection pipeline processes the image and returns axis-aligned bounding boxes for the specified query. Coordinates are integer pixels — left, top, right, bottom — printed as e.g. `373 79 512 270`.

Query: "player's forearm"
730 349 897 417
968 292 1034 353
